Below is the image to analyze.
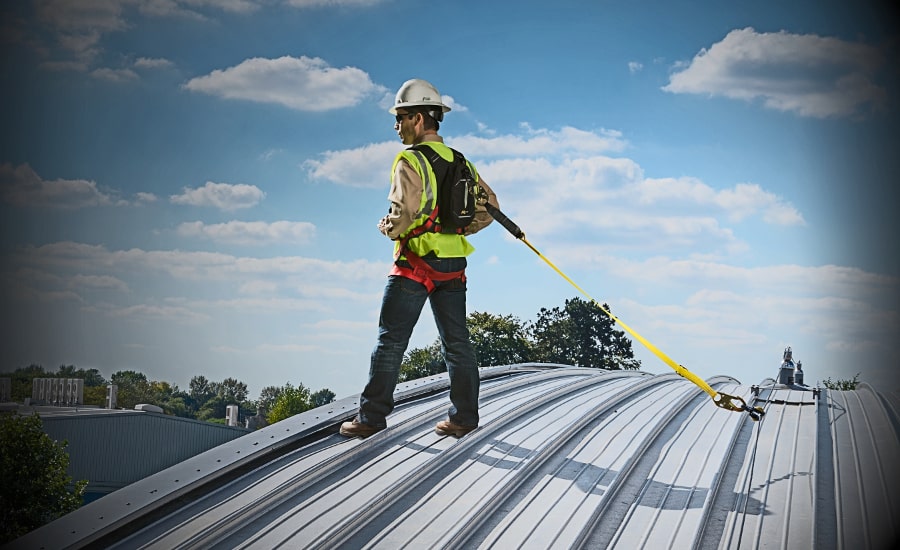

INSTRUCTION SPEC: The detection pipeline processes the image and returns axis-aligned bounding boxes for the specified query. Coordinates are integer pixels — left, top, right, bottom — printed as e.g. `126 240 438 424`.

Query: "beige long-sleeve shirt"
378 136 498 240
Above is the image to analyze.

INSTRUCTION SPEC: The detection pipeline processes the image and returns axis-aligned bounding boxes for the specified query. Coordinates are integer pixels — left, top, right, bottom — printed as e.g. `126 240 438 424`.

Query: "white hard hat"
388 78 451 120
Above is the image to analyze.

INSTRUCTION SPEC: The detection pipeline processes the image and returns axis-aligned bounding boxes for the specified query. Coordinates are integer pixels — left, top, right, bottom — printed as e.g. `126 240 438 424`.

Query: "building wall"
40 410 249 499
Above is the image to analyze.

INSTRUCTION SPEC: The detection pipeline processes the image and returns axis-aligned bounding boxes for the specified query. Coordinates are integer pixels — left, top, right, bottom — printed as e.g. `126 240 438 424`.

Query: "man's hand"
474 183 488 205
377 215 392 234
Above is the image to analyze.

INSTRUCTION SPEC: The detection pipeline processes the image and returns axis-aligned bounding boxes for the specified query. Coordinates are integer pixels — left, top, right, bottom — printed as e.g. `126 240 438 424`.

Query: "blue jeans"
358 256 479 428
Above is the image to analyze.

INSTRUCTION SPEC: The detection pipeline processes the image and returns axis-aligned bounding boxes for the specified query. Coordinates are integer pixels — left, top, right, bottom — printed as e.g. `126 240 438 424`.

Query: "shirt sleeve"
379 158 423 240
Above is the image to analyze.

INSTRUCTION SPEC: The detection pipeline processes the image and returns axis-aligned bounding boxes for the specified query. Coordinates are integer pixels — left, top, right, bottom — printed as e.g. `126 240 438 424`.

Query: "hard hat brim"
388 101 451 115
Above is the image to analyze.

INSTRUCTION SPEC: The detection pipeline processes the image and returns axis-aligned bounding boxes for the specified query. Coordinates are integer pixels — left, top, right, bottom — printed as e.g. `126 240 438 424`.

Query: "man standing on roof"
340 78 498 439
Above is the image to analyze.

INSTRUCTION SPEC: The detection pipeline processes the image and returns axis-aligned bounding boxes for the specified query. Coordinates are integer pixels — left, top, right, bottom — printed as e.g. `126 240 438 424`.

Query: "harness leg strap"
390 250 465 294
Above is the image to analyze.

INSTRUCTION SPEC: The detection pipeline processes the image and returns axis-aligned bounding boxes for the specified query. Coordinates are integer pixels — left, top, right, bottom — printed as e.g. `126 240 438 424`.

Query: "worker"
340 78 498 438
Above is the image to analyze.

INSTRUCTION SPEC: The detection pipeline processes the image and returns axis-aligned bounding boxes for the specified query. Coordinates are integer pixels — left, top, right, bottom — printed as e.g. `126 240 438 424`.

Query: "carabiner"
713 392 766 421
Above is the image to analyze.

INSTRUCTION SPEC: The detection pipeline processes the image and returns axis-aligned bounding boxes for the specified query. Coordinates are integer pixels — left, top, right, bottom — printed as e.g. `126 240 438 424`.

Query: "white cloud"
10 241 386 284
135 192 158 204
2 240 388 333
628 61 643 73
305 141 404 188
183 56 387 111
69 274 129 292
238 280 279 295
0 162 123 208
637 178 805 225
144 0 260 16
441 94 468 113
580 255 897 303
664 27 887 118
134 56 174 69
305 125 801 255
259 149 284 162
32 0 128 68
91 67 138 81
170 181 265 211
305 126 629 189
451 125 628 158
302 319 371 332
35 0 129 34
26 0 388 75
177 220 317 245
29 0 262 71
94 302 211 324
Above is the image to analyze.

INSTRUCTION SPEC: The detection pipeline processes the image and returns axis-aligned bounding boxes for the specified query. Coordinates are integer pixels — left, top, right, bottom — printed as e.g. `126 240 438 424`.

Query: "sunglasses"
394 112 417 123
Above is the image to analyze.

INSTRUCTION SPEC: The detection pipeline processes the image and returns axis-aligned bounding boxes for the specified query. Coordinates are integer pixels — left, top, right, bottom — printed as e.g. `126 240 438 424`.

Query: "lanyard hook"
713 392 766 421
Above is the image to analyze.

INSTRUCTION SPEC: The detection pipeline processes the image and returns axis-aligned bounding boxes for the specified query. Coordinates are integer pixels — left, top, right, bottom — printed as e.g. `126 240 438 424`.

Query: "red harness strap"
389 249 466 294
391 209 466 293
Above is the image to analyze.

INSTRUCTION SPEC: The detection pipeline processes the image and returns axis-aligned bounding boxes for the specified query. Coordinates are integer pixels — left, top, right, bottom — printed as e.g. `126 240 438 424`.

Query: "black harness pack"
408 144 479 234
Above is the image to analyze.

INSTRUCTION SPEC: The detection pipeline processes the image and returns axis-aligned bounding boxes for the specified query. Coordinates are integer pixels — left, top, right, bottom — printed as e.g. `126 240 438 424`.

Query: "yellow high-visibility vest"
390 141 480 259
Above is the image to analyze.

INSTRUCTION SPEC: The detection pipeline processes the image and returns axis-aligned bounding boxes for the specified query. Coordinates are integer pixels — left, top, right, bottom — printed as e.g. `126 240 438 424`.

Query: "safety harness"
388 146 470 293
389 234 466 294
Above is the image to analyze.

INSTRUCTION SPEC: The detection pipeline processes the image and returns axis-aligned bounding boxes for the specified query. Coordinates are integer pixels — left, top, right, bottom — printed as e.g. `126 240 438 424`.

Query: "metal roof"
9 364 900 549
22 405 249 498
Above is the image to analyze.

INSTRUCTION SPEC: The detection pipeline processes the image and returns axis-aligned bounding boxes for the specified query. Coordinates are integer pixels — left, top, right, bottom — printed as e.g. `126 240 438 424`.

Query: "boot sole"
435 426 476 437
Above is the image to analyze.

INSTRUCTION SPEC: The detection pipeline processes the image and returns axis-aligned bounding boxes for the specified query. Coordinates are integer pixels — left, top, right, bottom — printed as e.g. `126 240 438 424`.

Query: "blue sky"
1 0 897 402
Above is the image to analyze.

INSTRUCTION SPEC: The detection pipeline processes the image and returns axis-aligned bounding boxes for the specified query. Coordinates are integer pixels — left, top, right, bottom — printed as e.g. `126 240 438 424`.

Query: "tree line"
1 297 640 425
0 365 335 426
400 297 641 381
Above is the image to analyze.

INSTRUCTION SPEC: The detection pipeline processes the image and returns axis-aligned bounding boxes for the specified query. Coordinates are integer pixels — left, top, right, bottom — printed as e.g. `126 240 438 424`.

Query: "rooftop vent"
778 346 795 384
31 378 84 406
777 346 808 386
226 404 239 427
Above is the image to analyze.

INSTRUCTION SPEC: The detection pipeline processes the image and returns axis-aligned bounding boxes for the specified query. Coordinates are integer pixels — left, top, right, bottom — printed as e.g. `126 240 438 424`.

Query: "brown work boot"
340 417 383 438
435 419 477 438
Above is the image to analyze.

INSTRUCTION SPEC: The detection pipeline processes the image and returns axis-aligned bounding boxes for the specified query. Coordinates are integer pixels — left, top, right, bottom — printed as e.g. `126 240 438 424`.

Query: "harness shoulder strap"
408 144 467 186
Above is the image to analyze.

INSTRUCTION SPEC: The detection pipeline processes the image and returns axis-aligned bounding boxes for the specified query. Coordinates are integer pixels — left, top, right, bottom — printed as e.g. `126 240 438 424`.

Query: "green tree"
53 365 107 387
256 385 284 413
195 377 250 421
268 383 312 423
0 413 87 543
0 364 110 405
189 375 214 404
185 375 215 416
531 297 640 370
55 364 79 378
399 341 446 382
110 370 154 409
67 367 107 387
823 373 860 390
1 365 47 402
149 381 192 417
74 367 109 407
212 377 249 403
82 386 108 407
467 311 533 366
310 389 336 408
11 364 47 378
197 395 229 422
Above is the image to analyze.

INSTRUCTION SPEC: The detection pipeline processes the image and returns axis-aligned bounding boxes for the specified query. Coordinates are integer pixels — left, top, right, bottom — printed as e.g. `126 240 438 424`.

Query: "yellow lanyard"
486 203 764 420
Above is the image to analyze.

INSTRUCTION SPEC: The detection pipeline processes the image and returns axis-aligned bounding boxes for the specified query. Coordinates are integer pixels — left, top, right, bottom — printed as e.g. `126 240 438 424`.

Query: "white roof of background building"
9 364 900 549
